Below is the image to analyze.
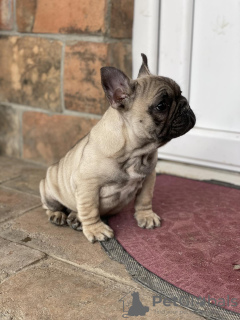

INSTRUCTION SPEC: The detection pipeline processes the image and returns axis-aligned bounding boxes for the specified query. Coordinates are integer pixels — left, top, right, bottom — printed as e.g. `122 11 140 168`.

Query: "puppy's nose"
181 104 190 115
181 103 196 127
183 105 189 112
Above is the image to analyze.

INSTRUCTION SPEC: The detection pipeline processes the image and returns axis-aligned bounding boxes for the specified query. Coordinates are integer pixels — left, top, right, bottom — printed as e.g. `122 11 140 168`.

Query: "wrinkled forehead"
135 75 182 99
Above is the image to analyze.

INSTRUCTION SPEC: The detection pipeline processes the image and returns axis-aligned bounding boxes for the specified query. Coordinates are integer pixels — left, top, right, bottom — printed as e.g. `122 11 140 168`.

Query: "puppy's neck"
102 108 158 158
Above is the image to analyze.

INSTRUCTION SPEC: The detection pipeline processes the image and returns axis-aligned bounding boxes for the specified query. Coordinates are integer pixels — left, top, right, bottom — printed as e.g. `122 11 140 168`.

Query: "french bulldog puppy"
40 54 196 243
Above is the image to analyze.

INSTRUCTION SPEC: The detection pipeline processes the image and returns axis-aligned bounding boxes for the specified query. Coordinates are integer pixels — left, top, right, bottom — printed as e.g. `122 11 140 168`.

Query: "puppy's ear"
101 67 133 110
138 53 151 78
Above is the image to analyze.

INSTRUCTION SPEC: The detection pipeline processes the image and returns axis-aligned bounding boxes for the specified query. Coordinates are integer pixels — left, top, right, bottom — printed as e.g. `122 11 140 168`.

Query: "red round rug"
102 174 240 319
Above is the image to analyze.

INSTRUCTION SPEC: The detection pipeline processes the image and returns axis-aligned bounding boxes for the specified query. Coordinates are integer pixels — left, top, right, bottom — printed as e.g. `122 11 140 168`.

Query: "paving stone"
0 0 13 30
0 207 134 286
110 0 134 39
0 257 203 320
0 186 40 223
0 237 45 282
16 0 107 34
0 36 62 111
0 257 130 320
0 156 45 185
0 270 8 282
22 111 98 165
0 156 46 196
2 165 46 196
0 312 12 320
0 105 20 158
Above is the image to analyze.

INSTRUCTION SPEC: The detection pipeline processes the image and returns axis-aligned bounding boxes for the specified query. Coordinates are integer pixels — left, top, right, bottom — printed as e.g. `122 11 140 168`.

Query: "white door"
133 0 240 172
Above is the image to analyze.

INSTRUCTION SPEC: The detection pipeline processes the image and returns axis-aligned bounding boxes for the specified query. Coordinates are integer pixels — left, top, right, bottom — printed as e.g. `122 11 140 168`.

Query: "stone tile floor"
0 156 204 320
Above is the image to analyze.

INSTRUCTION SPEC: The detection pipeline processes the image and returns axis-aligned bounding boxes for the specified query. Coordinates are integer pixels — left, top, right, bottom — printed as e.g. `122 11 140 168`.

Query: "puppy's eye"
155 102 168 112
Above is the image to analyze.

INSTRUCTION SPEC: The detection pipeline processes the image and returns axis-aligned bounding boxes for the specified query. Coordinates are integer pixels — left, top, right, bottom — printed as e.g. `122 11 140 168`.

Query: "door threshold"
156 160 240 186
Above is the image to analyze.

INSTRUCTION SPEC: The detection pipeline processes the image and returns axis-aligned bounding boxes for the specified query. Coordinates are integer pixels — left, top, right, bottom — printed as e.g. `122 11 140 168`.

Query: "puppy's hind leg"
46 209 68 226
67 212 82 231
40 179 68 227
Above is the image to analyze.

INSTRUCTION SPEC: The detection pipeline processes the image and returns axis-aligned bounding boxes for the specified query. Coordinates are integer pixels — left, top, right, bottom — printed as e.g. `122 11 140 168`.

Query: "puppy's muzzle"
170 101 196 139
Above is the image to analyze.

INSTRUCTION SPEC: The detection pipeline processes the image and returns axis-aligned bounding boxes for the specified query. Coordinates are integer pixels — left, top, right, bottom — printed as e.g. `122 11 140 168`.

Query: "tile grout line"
49 253 143 289
0 233 144 291
0 242 48 286
0 184 41 198
0 30 132 43
12 0 17 32
18 108 23 159
0 31 105 42
105 0 112 37
0 204 42 226
0 155 47 168
0 101 102 120
0 174 22 185
60 42 66 113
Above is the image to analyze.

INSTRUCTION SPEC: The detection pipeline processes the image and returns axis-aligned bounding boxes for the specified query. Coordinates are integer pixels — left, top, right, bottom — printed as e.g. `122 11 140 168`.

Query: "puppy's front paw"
134 210 161 229
82 221 114 243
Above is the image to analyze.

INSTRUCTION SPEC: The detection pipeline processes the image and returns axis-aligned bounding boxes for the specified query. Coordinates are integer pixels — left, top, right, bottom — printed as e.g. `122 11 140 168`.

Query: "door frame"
133 0 240 172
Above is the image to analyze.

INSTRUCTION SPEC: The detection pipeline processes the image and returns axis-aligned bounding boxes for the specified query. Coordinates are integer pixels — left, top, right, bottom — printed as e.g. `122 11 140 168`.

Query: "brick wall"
0 0 133 165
